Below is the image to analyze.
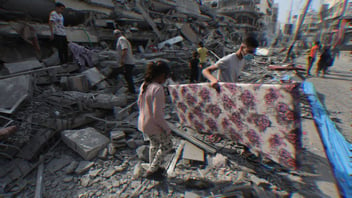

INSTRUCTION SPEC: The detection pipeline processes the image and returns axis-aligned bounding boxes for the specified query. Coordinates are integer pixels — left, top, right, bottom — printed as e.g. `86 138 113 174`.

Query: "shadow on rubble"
216 146 337 197
314 91 343 132
152 175 266 197
320 75 352 82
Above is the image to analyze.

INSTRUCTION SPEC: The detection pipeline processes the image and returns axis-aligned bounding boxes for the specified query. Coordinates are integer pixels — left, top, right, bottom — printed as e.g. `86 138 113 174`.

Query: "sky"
274 0 325 24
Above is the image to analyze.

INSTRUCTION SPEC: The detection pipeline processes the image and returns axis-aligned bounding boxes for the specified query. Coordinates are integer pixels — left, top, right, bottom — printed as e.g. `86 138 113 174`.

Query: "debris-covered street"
0 0 351 197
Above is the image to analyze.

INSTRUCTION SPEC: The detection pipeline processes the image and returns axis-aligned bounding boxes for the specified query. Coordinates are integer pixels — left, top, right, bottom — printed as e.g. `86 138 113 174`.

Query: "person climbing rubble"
111 29 136 94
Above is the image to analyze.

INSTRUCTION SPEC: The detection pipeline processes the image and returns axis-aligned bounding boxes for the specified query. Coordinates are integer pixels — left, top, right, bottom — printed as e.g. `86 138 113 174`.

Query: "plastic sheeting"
302 82 352 197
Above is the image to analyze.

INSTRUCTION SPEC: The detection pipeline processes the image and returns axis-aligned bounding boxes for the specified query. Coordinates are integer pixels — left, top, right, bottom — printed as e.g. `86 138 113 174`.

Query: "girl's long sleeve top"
137 82 171 135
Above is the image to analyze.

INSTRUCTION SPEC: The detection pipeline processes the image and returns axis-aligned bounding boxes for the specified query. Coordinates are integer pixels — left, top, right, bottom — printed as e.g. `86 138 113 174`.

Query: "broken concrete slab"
48 91 127 110
60 75 89 92
110 130 126 141
82 67 106 87
181 24 198 43
61 127 110 160
66 29 98 43
47 156 72 173
75 161 94 175
182 141 204 162
158 36 184 49
0 75 32 114
4 58 43 74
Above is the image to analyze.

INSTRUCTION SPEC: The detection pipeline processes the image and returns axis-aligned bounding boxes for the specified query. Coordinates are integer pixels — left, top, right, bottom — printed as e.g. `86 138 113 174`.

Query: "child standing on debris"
202 36 259 89
137 61 173 179
189 51 200 83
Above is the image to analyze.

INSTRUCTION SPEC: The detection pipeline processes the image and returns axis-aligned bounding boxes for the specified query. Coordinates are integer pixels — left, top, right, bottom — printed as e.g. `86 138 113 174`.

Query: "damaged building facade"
208 0 278 46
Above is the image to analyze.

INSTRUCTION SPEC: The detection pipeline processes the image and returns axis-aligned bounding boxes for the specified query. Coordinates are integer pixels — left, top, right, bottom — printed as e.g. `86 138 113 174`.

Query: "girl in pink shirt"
137 61 173 178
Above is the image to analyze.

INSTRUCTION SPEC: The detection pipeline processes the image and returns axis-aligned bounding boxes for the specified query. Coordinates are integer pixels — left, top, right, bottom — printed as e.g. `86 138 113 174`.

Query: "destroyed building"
214 0 278 46
0 0 350 197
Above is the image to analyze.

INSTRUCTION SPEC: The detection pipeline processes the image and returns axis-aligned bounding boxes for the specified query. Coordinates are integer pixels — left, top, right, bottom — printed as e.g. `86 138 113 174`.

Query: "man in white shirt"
112 29 136 94
202 36 259 90
49 2 68 64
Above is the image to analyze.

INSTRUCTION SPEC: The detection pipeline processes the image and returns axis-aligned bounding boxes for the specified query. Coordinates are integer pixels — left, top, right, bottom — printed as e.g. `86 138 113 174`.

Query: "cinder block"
61 127 109 160
68 74 89 92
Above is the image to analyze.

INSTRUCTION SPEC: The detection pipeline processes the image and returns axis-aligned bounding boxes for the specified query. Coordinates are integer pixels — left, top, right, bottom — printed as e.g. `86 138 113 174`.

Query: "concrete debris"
0 75 32 114
75 161 94 175
61 127 109 160
0 0 344 197
4 58 43 74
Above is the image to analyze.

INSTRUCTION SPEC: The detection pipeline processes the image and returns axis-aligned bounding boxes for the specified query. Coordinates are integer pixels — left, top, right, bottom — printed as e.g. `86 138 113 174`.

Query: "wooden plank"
167 140 185 176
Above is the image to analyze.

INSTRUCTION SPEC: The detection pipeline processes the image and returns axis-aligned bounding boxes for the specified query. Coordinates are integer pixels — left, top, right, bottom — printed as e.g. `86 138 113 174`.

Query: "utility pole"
283 0 313 63
318 0 326 43
287 0 294 24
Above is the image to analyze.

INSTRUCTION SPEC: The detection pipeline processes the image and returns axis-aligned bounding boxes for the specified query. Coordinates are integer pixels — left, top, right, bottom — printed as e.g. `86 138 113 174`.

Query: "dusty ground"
296 52 352 143
292 52 352 197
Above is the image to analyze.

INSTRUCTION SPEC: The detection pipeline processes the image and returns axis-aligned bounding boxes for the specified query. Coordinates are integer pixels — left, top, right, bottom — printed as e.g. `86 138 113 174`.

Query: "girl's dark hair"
142 61 170 94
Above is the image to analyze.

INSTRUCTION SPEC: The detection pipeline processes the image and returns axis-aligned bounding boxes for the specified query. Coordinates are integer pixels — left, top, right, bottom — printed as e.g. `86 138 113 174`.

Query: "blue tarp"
302 82 352 197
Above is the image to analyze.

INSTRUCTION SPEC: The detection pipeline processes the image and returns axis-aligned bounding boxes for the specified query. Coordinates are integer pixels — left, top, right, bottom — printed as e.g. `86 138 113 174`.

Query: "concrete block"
61 127 109 160
181 24 198 43
82 67 106 86
61 74 89 92
0 75 32 114
110 130 125 141
182 141 204 162
4 58 43 74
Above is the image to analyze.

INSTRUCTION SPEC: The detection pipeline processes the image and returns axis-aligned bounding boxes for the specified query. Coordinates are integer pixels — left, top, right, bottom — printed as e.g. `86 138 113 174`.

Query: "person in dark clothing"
189 51 200 83
316 46 332 78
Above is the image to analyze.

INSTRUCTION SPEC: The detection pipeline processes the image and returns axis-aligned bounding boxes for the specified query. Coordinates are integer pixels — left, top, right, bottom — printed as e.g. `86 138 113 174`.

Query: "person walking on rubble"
189 51 200 83
49 2 68 65
112 29 136 94
202 36 259 89
197 41 209 82
137 61 173 179
306 41 320 77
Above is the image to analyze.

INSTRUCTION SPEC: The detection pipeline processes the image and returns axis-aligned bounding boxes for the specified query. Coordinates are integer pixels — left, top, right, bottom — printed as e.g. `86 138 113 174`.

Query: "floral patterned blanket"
168 83 301 169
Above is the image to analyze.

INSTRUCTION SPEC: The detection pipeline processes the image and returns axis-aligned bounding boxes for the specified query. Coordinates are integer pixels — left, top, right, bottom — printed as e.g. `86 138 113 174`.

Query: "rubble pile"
0 0 315 197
